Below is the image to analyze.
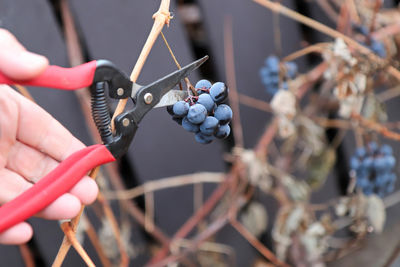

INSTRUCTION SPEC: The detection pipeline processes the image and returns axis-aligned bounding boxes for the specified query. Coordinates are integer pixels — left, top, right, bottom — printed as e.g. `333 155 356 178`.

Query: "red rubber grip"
0 144 115 233
0 60 97 90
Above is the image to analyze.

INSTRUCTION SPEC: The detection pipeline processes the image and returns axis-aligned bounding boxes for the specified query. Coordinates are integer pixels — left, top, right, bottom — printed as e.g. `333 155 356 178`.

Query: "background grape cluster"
350 142 396 197
167 79 232 144
354 25 386 58
259 55 298 96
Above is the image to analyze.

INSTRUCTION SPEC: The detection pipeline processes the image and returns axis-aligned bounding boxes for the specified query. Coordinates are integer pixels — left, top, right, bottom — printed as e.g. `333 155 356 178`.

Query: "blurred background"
1 0 400 266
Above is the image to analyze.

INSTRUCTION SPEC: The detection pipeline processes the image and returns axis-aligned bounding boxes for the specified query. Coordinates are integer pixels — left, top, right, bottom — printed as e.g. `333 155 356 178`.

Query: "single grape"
370 40 386 58
380 144 393 156
173 101 189 117
373 157 387 174
195 132 215 144
355 147 367 158
215 124 231 139
385 155 396 169
195 79 212 95
199 116 219 135
197 94 215 113
362 156 374 170
214 104 233 125
210 82 229 104
265 56 279 73
182 116 200 133
187 104 207 124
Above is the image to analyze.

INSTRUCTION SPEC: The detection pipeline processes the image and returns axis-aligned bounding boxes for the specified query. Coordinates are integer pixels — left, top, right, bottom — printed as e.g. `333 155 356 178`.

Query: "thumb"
0 29 49 80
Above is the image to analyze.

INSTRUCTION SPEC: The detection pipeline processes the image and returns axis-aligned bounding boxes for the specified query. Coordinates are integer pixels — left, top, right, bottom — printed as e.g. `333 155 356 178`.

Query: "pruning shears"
0 56 208 233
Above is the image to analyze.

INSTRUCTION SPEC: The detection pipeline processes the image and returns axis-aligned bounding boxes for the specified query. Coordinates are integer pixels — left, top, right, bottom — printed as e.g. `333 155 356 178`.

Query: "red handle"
0 60 97 90
0 144 115 233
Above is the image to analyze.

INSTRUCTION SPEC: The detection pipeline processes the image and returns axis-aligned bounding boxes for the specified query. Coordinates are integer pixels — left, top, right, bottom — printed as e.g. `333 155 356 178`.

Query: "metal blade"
131 55 208 99
128 56 208 124
154 90 188 108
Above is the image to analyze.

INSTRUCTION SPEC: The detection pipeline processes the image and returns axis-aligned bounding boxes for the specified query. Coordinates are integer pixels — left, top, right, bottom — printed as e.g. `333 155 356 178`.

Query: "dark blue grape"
285 61 298 79
368 142 379 153
350 156 361 170
373 157 387 174
200 116 219 135
265 56 279 73
182 116 200 133
166 105 174 116
353 24 369 35
215 124 230 139
214 104 233 125
187 104 207 124
351 142 397 197
197 94 215 113
370 40 386 58
173 101 189 117
195 132 214 144
260 55 297 96
355 147 367 158
195 79 212 95
380 144 393 156
210 82 229 104
385 155 396 169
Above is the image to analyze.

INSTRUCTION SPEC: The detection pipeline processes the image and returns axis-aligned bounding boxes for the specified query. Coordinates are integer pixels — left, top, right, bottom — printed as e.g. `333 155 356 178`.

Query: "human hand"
0 29 99 244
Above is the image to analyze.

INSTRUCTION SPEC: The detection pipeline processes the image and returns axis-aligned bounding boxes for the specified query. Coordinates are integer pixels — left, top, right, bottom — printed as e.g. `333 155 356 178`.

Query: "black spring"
91 82 113 144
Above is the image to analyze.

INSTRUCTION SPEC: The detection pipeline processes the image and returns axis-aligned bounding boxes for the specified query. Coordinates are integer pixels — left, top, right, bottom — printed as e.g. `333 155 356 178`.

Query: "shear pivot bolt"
122 118 130 127
144 93 153 104
117 88 124 96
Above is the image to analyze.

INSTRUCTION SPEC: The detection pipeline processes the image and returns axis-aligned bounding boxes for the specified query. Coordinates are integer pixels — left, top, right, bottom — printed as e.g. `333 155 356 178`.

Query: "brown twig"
60 223 95 267
238 93 272 113
367 0 382 43
352 113 400 141
160 31 194 92
149 213 231 267
14 85 34 101
149 173 233 263
282 43 327 62
104 172 224 200
230 219 289 267
224 15 244 149
83 216 112 267
112 0 172 126
316 0 339 22
18 244 35 267
97 193 129 266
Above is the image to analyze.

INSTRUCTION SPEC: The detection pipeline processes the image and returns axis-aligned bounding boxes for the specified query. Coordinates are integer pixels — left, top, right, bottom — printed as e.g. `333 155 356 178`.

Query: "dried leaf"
240 201 268 238
361 93 388 122
306 147 336 190
271 90 297 118
241 150 272 193
277 115 296 138
281 175 310 201
337 94 364 118
366 194 386 233
285 206 305 234
335 197 350 217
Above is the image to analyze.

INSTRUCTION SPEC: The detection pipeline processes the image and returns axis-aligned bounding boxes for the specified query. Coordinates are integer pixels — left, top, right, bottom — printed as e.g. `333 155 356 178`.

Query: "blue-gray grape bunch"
259 55 298 96
167 79 232 144
350 142 396 197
